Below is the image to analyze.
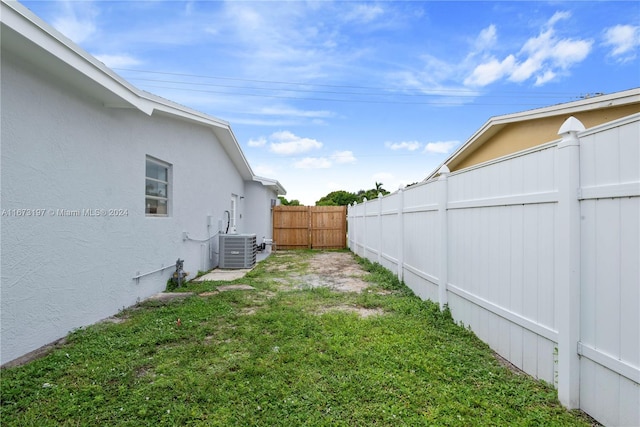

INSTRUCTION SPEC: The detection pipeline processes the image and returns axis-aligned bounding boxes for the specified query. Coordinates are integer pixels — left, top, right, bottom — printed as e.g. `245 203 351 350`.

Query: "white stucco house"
0 0 285 365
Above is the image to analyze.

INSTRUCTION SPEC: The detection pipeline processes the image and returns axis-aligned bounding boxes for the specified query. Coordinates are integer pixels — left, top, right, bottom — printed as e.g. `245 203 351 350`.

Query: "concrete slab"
194 269 251 282
192 251 271 282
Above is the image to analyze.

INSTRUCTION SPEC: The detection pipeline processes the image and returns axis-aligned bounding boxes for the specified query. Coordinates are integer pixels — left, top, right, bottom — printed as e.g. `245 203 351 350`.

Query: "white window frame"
145 156 171 217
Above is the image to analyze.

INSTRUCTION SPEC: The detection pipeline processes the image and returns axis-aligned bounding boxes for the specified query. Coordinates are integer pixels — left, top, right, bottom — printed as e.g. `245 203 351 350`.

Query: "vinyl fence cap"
437 165 450 179
558 116 585 135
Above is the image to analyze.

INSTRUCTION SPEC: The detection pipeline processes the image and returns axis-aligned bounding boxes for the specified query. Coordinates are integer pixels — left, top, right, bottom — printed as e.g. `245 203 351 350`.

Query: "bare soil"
290 251 371 293
282 251 385 318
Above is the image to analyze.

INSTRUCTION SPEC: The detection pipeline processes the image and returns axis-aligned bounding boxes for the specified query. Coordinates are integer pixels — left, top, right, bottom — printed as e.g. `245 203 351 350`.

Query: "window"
145 157 170 216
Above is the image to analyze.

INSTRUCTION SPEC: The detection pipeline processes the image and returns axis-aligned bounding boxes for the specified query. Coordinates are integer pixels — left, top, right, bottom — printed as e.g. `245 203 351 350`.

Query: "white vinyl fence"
348 114 640 426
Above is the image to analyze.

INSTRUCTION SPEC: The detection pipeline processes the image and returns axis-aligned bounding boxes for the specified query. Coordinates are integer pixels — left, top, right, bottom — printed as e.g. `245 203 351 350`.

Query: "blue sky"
19 0 640 205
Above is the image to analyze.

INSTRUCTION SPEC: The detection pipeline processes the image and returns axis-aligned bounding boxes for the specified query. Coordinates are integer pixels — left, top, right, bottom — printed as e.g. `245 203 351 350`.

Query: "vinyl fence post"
556 116 584 410
397 187 405 282
378 193 383 264
438 166 450 310
347 204 352 250
353 202 361 255
362 198 367 260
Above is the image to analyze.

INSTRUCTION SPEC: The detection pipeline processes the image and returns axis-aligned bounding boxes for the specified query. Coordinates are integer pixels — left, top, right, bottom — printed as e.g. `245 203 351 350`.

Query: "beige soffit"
424 87 640 181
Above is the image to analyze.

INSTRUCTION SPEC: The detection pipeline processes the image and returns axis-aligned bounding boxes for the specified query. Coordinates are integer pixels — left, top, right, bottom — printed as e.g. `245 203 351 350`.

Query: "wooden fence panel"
273 206 346 250
311 206 347 249
273 206 310 249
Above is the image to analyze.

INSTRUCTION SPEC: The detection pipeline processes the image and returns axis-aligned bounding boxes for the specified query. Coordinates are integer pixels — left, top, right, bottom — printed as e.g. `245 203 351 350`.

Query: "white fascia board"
147 93 231 129
208 125 255 182
423 121 498 182
142 92 255 181
3 0 260 183
2 0 153 115
490 88 640 124
253 176 287 196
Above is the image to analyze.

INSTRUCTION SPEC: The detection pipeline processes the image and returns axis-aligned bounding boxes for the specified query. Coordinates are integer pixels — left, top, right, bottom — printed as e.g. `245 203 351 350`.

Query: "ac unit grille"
219 234 257 269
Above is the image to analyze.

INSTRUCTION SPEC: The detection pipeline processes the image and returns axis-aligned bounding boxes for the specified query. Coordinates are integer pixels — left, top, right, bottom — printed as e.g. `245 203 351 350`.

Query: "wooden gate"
273 206 347 250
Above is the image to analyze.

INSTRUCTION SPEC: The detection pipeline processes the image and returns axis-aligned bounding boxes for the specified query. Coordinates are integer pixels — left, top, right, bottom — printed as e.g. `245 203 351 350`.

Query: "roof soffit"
426 88 640 180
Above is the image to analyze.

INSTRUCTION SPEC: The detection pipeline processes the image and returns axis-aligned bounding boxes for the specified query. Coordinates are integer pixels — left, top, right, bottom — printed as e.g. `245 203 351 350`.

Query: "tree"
354 182 390 203
315 190 358 206
278 196 301 206
314 183 391 206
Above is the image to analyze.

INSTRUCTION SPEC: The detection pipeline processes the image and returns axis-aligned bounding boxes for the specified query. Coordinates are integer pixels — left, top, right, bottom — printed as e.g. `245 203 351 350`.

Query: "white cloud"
248 136 267 147
228 4 264 33
219 2 352 84
258 106 335 119
603 24 640 62
424 141 458 154
466 11 592 87
294 157 332 169
332 150 357 164
385 141 422 151
51 0 98 43
289 151 355 169
345 4 385 23
465 55 516 86
551 38 592 68
253 164 276 177
509 55 541 83
392 55 461 94
547 10 572 27
269 131 323 155
389 41 483 105
475 24 497 51
93 54 141 68
535 70 556 86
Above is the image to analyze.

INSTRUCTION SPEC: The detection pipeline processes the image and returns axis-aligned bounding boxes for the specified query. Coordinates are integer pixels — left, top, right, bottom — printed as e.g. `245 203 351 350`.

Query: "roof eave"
2 0 263 184
425 88 640 181
2 0 154 115
253 176 287 196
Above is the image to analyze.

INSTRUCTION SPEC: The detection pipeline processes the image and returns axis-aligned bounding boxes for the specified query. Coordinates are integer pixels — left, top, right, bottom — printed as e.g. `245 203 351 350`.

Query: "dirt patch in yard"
287 251 371 293
271 251 381 318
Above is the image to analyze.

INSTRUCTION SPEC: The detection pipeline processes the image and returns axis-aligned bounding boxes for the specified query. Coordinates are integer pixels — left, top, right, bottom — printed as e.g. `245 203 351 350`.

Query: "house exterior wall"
452 104 639 171
0 47 260 364
243 181 277 246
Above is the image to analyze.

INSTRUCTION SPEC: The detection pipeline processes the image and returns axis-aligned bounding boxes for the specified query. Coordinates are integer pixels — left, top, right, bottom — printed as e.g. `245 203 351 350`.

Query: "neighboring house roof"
1 0 286 195
426 87 640 180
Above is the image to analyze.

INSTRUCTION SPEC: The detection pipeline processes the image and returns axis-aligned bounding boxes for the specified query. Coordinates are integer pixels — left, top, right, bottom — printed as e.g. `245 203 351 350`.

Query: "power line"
128 76 576 101
137 83 559 107
115 67 581 101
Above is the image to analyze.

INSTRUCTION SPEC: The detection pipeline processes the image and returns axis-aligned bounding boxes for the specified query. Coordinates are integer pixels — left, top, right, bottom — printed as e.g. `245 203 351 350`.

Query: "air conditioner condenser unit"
219 234 257 269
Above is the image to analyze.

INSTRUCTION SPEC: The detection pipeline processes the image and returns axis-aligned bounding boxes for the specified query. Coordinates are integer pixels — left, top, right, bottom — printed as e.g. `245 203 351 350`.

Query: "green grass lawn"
1 251 593 426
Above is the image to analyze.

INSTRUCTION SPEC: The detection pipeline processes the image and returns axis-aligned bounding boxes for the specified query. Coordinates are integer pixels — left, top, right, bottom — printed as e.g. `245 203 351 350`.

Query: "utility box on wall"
219 234 257 269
